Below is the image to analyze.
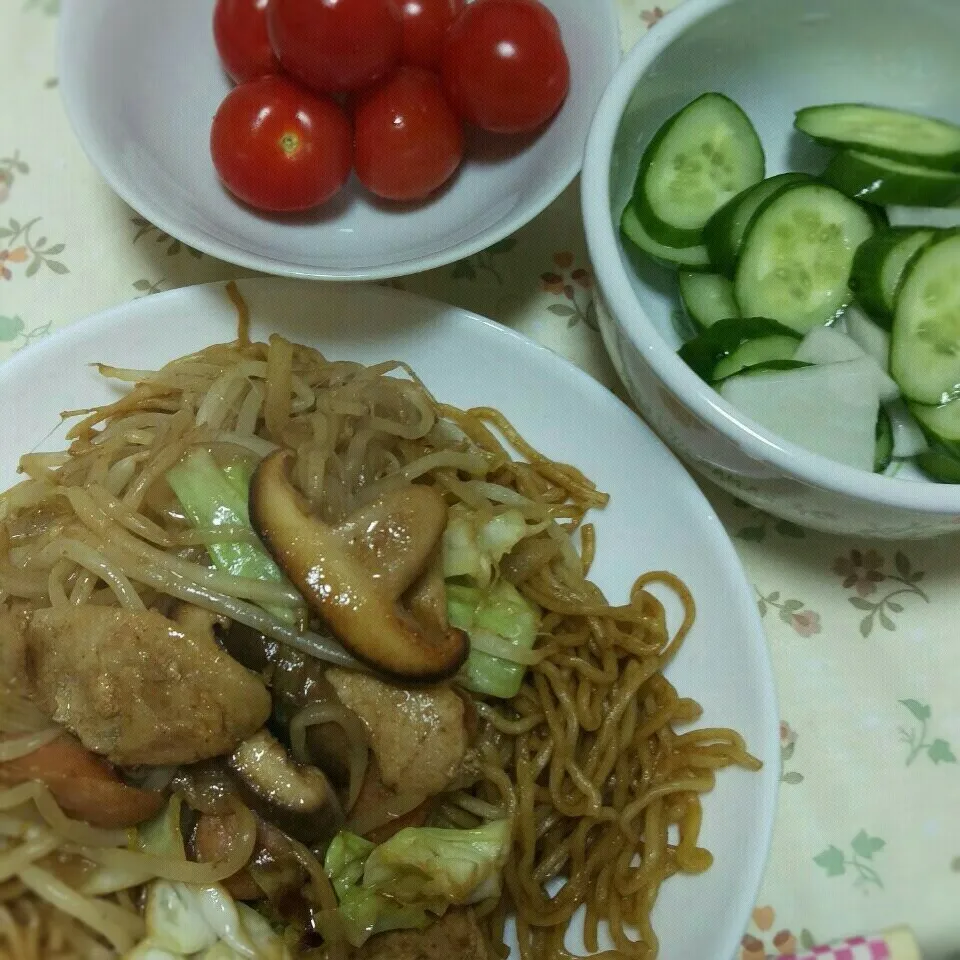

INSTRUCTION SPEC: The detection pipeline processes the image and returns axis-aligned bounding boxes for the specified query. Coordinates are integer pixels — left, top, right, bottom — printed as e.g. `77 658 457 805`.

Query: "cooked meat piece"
26 607 271 766
0 605 27 692
348 758 430 844
171 602 230 641
327 669 467 798
359 908 491 960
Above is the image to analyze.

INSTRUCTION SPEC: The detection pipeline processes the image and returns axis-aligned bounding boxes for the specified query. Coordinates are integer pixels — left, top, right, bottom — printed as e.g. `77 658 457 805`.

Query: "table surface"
2 1 959 957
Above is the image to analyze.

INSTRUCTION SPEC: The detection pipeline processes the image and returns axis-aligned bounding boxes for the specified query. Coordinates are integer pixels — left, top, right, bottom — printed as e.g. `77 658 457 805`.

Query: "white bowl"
582 0 960 539
57 0 619 282
0 279 779 959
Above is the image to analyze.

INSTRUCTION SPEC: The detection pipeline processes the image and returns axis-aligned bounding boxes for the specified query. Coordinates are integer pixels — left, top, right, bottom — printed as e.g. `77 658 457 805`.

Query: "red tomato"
354 67 464 202
210 76 353 212
392 0 463 70
441 0 570 134
266 0 402 95
213 0 280 84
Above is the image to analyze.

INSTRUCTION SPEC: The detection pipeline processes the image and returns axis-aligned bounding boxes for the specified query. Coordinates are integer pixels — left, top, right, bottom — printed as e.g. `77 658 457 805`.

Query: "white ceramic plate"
0 280 779 957
57 0 620 281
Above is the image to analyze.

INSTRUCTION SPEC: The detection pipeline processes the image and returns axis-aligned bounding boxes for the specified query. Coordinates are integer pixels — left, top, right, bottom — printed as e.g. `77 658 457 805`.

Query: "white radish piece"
885 399 929 458
719 361 881 471
793 326 899 402
887 206 960 229
844 304 891 370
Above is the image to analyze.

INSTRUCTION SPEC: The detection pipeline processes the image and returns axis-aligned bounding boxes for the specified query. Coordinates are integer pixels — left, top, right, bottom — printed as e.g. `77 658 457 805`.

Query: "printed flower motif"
833 548 884 597
641 6 666 28
791 609 821 638
756 590 821 638
833 549 928 637
540 251 597 329
780 722 803 785
0 246 28 280
740 906 811 959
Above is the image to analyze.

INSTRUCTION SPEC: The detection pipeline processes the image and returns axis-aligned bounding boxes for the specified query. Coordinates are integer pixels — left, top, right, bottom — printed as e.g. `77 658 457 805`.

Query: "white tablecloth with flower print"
2 1 959 957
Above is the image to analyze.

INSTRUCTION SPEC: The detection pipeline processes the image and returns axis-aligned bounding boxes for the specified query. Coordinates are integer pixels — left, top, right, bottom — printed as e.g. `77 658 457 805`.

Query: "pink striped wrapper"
780 927 920 960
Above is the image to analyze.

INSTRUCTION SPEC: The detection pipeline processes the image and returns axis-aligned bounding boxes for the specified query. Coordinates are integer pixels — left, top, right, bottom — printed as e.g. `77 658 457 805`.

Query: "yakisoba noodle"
0 283 759 958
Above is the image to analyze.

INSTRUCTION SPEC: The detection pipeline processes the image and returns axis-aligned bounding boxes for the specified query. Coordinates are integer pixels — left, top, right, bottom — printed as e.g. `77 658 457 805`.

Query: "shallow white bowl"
0 279 778 958
57 0 619 281
582 0 960 538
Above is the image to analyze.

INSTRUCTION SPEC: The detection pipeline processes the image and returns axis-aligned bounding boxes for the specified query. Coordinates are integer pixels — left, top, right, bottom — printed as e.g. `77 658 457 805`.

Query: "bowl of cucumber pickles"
582 0 960 538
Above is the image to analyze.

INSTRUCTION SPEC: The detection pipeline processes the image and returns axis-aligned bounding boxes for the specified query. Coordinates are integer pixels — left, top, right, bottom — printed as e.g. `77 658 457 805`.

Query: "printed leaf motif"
488 237 517 255
738 525 766 542
774 519 805 538
859 615 872 638
813 846 846 877
900 699 931 722
756 599 767 617
800 931 816 950
848 597 874 611
547 304 577 317
887 601 903 612
928 740 957 764
781 771 804 784
0 315 25 341
878 611 895 631
851 830 885 861
894 551 911 579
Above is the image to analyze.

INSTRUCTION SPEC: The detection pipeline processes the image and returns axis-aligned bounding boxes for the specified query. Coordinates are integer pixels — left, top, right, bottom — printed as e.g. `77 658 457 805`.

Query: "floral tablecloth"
2 1 959 957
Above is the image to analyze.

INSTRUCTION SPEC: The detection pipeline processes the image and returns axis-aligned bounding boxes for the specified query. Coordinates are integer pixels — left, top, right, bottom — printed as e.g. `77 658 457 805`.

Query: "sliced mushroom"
333 486 448 598
403 548 449 634
226 728 344 845
249 450 468 682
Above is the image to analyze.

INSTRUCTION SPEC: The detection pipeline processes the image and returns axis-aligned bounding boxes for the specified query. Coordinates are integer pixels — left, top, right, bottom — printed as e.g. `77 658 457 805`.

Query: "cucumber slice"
824 150 960 207
890 231 960 404
734 183 876 333
849 228 937 328
795 103 960 171
677 316 800 381
703 172 811 277
845 304 891 370
916 447 960 483
678 271 740 329
631 93 765 247
711 335 799 381
620 205 711 269
908 395 960 454
874 407 893 473
718 360 880 471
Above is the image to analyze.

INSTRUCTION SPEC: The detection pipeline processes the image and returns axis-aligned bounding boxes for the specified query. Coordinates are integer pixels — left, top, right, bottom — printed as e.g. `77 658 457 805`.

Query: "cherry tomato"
210 76 353 212
392 0 464 70
354 67 464 202
441 0 570 134
213 0 280 85
266 0 402 95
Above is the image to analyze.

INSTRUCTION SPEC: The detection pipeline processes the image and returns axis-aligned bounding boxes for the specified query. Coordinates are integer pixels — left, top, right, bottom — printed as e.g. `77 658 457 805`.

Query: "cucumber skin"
678 316 801 381
916 447 960 483
703 173 812 278
874 407 894 473
824 150 960 207
631 93 765 248
795 104 960 172
620 205 712 270
849 228 936 330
